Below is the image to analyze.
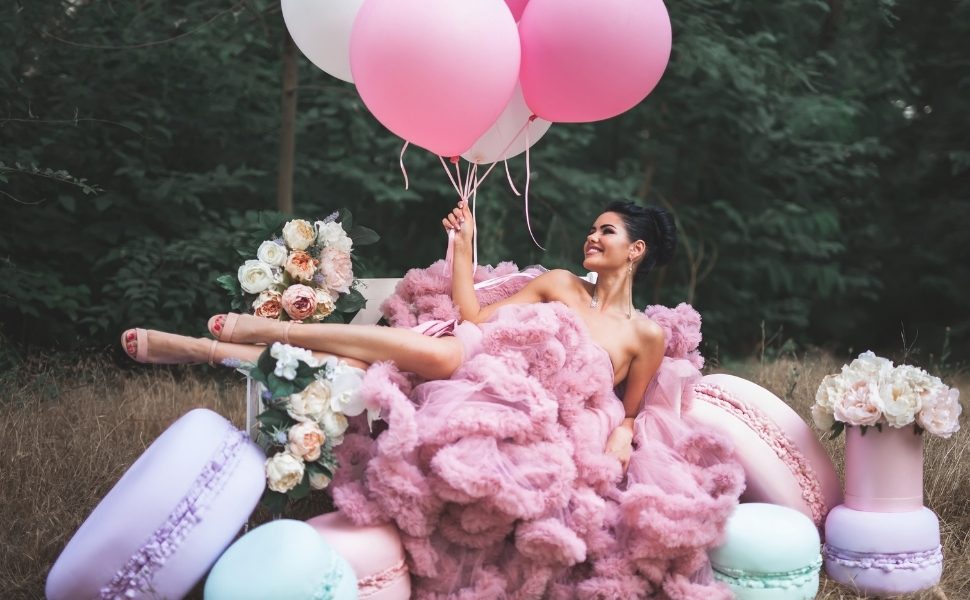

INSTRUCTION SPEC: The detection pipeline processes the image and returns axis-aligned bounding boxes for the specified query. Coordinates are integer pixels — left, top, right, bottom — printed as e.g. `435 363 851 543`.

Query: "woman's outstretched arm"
443 201 568 324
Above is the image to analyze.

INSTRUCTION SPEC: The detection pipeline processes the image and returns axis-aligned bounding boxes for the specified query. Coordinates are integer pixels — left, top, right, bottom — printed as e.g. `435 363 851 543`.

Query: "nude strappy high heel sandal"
121 329 221 366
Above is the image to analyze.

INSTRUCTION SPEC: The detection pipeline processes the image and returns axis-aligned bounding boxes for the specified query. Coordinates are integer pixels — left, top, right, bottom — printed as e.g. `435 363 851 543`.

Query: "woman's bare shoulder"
530 269 588 292
631 315 665 351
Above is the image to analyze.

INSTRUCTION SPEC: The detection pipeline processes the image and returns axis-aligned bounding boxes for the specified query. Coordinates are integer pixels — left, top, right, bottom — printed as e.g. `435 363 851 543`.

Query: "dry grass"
0 351 966 599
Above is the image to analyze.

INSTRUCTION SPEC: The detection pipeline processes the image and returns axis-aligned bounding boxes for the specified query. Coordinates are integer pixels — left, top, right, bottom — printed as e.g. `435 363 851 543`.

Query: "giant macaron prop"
46 409 266 600
691 374 843 528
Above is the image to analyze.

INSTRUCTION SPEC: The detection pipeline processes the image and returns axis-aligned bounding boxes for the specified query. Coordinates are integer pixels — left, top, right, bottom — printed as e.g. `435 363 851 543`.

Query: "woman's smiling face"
583 212 633 272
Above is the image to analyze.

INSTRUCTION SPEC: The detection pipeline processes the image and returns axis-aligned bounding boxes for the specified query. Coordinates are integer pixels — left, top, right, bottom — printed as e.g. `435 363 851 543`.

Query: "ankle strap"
207 340 219 367
282 322 293 345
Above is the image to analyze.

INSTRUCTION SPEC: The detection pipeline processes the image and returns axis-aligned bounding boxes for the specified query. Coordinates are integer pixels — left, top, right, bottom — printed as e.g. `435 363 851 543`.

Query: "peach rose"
284 250 317 282
917 382 961 438
286 421 325 462
252 289 283 319
319 247 353 295
281 284 317 321
282 219 316 251
834 380 884 426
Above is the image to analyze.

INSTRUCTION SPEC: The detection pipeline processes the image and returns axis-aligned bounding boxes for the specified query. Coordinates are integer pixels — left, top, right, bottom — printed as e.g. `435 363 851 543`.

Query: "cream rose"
282 219 317 251
287 379 332 423
257 240 287 267
917 383 961 438
281 284 317 321
318 408 349 445
879 365 924 427
833 380 884 426
286 421 325 462
319 247 354 295
309 470 332 490
841 351 894 384
284 250 317 282
252 289 283 319
812 403 836 431
312 288 336 321
316 221 353 253
815 374 847 412
265 451 305 493
237 260 277 294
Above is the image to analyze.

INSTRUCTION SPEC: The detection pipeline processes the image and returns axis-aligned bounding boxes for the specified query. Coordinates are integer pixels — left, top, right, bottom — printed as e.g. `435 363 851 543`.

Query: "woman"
124 201 742 598
124 200 670 468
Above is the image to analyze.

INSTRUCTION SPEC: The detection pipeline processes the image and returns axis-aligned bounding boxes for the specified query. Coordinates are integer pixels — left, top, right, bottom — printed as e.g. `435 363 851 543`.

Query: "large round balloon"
519 0 672 123
350 0 520 157
282 0 365 83
462 82 552 165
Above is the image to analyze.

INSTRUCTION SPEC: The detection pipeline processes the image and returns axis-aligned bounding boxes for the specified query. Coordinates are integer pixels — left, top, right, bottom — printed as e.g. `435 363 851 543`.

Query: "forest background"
2 0 968 368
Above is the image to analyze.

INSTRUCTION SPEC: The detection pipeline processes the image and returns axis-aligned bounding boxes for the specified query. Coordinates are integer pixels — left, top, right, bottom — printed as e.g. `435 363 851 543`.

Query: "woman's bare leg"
123 330 369 370
210 315 464 380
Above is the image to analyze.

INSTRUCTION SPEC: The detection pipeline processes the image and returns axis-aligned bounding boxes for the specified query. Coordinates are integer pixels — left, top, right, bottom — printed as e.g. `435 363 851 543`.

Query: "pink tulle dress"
332 260 744 600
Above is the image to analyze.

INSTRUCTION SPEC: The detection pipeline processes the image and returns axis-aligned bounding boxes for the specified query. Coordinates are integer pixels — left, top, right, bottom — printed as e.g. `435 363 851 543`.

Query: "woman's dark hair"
602 200 677 283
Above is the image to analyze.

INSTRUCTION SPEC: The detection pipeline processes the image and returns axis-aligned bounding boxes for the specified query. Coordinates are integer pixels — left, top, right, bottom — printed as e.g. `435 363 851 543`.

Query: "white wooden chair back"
245 278 403 439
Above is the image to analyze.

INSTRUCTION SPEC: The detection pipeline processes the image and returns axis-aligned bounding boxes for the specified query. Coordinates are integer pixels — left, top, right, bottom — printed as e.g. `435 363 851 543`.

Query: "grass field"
0 350 966 599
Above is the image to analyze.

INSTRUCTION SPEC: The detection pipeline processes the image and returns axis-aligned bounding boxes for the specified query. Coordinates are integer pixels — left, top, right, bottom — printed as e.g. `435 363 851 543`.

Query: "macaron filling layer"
358 558 408 597
97 426 250 600
823 544 943 572
713 556 822 590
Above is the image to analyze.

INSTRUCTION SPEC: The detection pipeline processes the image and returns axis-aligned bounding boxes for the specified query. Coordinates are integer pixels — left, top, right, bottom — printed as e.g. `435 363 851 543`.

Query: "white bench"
245 278 403 439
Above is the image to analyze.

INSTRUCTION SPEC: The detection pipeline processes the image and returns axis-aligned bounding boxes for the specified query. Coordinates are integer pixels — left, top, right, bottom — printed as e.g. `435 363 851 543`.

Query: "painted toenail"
214 324 221 331
127 332 135 341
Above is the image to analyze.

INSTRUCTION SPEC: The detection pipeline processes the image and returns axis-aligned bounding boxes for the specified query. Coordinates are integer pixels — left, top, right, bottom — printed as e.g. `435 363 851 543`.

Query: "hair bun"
602 200 678 284
647 206 677 268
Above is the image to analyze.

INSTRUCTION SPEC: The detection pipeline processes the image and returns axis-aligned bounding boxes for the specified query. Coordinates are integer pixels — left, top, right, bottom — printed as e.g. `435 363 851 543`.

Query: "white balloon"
461 82 552 165
282 0 365 83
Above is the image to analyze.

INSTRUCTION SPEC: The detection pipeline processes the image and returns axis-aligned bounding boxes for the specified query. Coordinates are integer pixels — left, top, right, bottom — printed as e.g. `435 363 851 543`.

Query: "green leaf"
306 460 333 481
256 346 276 377
256 407 293 430
860 425 868 436
335 288 367 312
322 311 345 324
261 488 289 516
287 469 311 500
876 423 883 433
216 274 241 295
348 226 380 246
339 208 352 232
827 421 845 440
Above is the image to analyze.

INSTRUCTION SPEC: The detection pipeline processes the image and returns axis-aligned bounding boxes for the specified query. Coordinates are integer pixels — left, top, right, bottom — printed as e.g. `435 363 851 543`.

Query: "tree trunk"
277 25 298 214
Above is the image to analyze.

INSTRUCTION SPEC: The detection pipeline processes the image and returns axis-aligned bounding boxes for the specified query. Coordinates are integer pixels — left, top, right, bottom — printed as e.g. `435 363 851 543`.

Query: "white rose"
917 384 961 438
328 362 367 417
815 374 848 412
265 452 305 493
309 470 332 490
812 403 836 431
833 380 884 426
318 408 349 445
841 351 894 385
237 260 278 294
316 221 353 253
257 240 287 267
311 288 336 322
286 421 325 462
282 219 317 251
287 379 332 422
879 366 924 427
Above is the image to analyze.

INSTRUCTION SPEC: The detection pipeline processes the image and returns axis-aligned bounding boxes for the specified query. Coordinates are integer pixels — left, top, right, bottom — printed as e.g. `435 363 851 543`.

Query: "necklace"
590 284 599 308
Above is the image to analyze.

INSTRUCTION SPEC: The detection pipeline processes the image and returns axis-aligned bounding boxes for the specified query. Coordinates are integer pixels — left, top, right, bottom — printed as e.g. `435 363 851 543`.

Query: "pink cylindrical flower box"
844 424 923 512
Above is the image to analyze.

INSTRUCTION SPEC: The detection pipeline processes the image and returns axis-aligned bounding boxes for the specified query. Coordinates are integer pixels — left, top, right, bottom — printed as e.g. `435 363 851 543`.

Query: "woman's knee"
418 340 463 380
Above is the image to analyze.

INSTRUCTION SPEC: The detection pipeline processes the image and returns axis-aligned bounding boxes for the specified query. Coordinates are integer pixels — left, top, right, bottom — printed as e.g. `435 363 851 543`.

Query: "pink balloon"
350 0 521 157
519 0 672 123
505 0 529 21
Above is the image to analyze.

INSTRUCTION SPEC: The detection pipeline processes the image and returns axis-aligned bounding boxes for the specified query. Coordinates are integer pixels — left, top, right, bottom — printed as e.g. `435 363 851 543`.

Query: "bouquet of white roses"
813 351 962 439
218 209 379 324
238 342 375 515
